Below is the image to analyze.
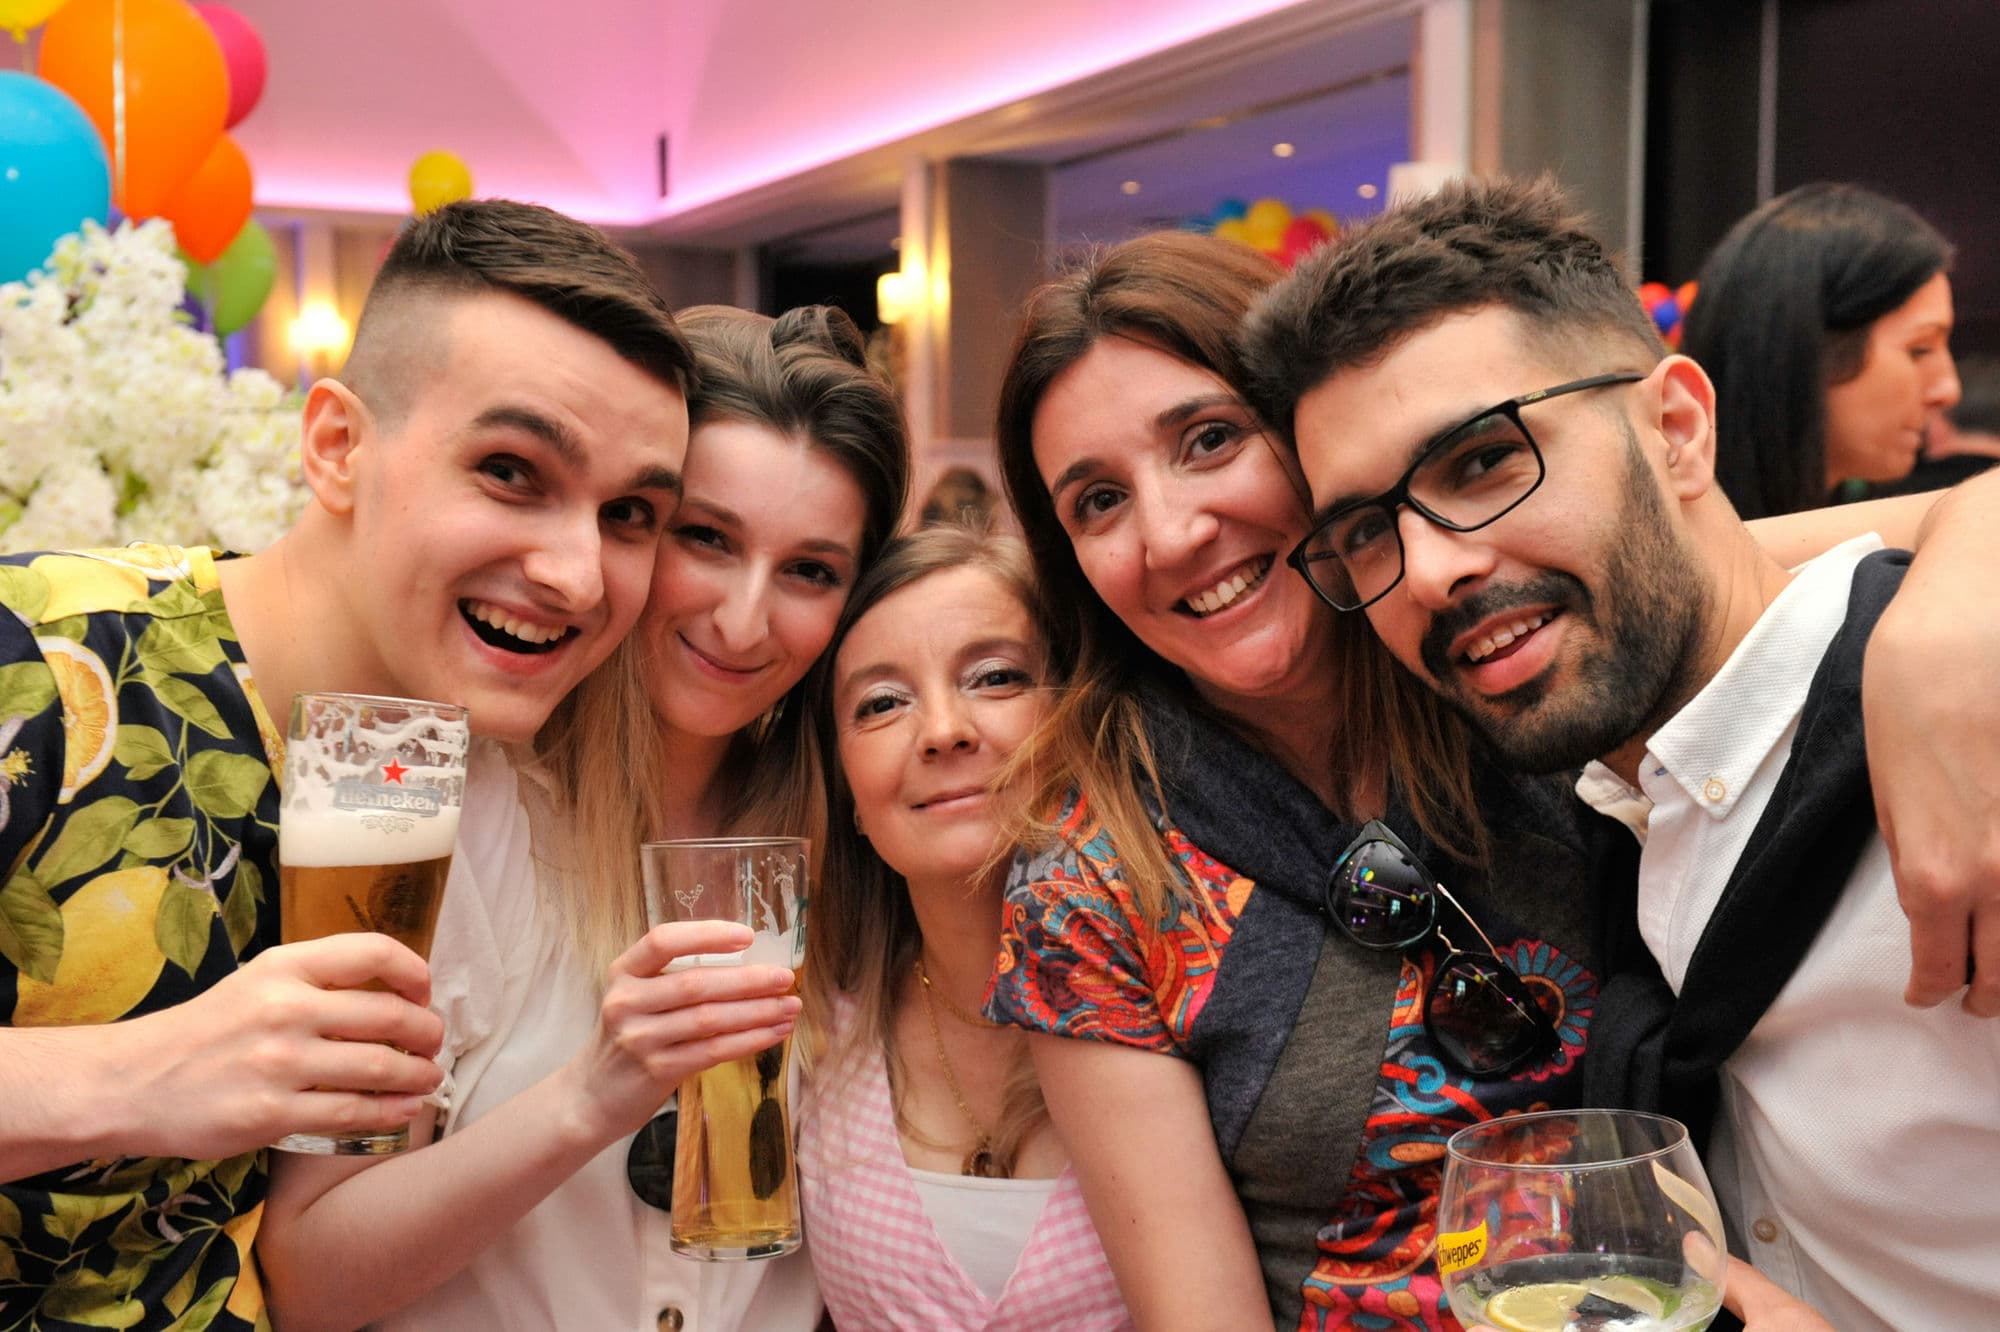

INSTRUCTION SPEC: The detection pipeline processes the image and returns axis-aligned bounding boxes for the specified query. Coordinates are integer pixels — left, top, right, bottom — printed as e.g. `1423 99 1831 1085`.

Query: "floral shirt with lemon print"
1 546 280 1332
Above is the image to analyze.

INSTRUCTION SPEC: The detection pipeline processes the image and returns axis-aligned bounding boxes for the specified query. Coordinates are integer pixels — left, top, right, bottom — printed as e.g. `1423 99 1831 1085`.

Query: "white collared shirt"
1577 536 2000 1332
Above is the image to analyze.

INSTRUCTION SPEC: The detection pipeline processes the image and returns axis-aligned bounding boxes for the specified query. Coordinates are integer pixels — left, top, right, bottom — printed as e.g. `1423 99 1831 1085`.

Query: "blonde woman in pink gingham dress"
798 525 1131 1331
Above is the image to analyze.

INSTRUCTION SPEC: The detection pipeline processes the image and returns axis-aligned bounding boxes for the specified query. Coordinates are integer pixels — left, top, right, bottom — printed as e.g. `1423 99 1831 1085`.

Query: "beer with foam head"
278 692 468 1156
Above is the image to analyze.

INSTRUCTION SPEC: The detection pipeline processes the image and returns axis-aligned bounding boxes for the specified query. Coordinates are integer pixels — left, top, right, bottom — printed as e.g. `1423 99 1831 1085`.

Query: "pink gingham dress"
797 996 1132 1331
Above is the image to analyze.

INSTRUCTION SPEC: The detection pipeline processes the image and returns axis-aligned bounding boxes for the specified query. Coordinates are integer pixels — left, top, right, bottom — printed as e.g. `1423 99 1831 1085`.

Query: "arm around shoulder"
1859 468 2000 1013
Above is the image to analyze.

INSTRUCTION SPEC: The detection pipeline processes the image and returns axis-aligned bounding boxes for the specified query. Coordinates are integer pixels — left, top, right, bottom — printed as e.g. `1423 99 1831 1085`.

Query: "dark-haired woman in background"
260 304 909 1332
1683 181 1961 519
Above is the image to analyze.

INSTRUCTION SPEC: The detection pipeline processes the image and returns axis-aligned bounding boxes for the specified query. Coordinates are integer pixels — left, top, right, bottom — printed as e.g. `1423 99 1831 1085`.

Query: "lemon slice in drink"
1587 1275 1678 1320
1484 1281 1589 1332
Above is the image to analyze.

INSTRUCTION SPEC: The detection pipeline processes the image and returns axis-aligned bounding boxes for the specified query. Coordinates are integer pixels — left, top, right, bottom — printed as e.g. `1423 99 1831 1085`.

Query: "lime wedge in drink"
1483 1281 1590 1332
1586 1275 1680 1320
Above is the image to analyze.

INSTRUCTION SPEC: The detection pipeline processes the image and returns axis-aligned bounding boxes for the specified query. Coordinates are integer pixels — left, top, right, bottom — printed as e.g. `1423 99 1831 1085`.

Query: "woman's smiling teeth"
1182 556 1272 617
1464 611 1552 664
461 599 572 651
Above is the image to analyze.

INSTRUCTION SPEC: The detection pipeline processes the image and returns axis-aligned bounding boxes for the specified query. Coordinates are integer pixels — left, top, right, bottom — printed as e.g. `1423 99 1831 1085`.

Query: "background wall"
1646 0 1997 354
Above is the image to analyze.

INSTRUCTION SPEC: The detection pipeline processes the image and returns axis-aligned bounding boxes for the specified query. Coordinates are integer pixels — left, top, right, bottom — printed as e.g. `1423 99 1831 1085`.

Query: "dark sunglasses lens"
625 1107 676 1210
1331 839 1434 948
1427 955 1550 1075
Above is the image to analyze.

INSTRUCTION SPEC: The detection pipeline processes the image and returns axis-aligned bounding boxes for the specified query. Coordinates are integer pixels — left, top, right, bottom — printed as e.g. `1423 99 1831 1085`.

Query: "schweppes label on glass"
1435 1219 1487 1276
333 778 444 817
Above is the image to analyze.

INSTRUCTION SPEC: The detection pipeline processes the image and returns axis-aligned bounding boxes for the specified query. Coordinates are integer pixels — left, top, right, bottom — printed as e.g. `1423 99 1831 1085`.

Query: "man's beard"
1416 429 1709 774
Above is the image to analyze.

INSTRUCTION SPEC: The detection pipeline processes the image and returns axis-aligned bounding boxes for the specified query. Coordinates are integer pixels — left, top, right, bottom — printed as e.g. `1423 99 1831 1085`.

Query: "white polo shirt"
1577 536 2000 1332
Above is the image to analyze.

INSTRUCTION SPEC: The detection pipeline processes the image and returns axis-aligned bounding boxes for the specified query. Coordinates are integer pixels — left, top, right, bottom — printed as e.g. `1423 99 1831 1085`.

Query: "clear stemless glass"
1437 1109 1727 1332
640 836 808 1261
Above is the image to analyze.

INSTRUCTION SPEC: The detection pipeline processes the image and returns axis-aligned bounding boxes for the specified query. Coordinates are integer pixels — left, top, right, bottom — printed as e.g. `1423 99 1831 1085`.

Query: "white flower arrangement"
0 219 306 555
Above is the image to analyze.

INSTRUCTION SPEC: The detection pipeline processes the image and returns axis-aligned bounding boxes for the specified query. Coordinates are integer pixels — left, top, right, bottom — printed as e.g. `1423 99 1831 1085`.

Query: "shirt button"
1702 777 1728 803
1752 1217 1780 1243
657 1308 685 1331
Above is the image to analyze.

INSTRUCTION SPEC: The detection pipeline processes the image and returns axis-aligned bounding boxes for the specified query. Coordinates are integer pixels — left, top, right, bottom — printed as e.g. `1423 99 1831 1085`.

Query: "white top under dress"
796 993 1132 1330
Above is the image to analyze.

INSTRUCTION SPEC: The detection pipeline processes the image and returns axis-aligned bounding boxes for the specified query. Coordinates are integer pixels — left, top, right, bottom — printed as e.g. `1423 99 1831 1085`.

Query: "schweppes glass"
641 837 808 1260
277 691 468 1155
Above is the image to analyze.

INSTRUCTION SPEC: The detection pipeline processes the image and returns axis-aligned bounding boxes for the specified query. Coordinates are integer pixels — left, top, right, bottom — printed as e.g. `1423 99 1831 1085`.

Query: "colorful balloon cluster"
1639 280 1698 349
1191 197 1339 269
0 0 273 333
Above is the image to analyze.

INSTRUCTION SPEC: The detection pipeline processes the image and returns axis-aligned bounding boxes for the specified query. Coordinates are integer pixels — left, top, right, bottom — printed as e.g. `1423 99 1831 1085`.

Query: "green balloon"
184 218 278 336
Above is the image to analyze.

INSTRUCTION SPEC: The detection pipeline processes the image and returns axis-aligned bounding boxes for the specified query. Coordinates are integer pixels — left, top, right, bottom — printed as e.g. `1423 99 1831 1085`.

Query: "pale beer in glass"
278 691 469 1155
641 837 808 1260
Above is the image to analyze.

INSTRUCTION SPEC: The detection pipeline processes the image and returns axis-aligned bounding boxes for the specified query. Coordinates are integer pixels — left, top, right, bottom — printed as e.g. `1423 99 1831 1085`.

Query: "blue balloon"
1211 197 1250 222
1651 297 1681 333
0 72 111 285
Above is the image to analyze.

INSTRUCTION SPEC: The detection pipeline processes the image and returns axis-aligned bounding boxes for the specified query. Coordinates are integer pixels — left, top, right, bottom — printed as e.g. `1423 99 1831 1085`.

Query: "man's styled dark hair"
1681 182 1953 519
1241 175 1665 448
342 199 696 423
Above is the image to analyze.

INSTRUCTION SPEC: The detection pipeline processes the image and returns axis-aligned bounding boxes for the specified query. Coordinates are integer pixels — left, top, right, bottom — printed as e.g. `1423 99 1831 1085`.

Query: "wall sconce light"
289 300 352 362
877 270 914 326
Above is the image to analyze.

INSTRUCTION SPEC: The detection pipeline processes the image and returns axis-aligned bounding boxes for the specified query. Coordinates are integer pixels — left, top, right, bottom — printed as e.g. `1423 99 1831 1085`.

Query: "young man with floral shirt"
0 200 693 1330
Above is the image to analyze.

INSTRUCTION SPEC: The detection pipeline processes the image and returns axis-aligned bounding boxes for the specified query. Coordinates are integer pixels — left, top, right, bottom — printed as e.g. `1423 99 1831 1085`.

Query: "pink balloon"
194 4 265 130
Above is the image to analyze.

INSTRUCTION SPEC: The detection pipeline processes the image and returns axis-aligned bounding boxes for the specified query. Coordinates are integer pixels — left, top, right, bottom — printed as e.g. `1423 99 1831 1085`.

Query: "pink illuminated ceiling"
62 0 1322 228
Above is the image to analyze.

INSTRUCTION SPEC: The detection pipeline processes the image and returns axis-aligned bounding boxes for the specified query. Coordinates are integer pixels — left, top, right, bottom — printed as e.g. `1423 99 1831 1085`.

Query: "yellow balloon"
408 149 473 216
1243 198 1292 251
0 0 71 41
1213 217 1253 246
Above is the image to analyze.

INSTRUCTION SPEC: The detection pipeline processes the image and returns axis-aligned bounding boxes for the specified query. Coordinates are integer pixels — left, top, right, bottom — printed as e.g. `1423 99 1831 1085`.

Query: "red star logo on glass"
381 759 409 785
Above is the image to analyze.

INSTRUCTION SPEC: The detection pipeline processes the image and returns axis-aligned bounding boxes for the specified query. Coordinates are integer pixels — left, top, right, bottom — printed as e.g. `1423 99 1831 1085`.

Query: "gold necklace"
914 955 1005 1028
916 960 1004 1177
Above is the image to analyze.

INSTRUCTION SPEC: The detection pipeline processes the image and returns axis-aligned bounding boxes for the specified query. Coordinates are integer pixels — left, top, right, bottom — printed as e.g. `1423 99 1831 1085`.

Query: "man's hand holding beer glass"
1 928 443 1182
81 933 445 1165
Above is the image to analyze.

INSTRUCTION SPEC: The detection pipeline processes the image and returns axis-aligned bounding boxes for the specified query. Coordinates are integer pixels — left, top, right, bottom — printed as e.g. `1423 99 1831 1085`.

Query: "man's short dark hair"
343 199 696 424
1241 175 1665 447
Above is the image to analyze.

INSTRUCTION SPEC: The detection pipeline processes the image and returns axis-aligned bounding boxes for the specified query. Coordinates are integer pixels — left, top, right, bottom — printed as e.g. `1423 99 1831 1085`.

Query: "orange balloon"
40 0 227 219
160 133 250 264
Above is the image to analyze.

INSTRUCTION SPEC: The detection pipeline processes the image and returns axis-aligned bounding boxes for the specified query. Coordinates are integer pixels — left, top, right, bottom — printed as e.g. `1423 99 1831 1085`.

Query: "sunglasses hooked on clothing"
1326 820 1558 1077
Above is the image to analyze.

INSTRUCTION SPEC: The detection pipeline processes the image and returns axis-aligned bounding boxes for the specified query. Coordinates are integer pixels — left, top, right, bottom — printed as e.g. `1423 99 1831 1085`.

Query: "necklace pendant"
963 1144 998 1178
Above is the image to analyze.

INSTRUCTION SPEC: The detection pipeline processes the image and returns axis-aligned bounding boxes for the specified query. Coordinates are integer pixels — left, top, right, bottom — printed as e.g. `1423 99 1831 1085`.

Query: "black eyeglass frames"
1289 372 1646 612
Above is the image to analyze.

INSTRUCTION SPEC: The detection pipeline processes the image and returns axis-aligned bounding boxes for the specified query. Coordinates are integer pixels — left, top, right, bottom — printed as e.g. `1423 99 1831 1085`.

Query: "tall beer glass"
641 837 808 1261
278 691 468 1155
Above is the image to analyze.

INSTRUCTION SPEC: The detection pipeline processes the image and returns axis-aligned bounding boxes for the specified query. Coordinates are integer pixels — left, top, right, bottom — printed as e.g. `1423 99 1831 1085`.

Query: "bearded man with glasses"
1244 174 2000 1332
